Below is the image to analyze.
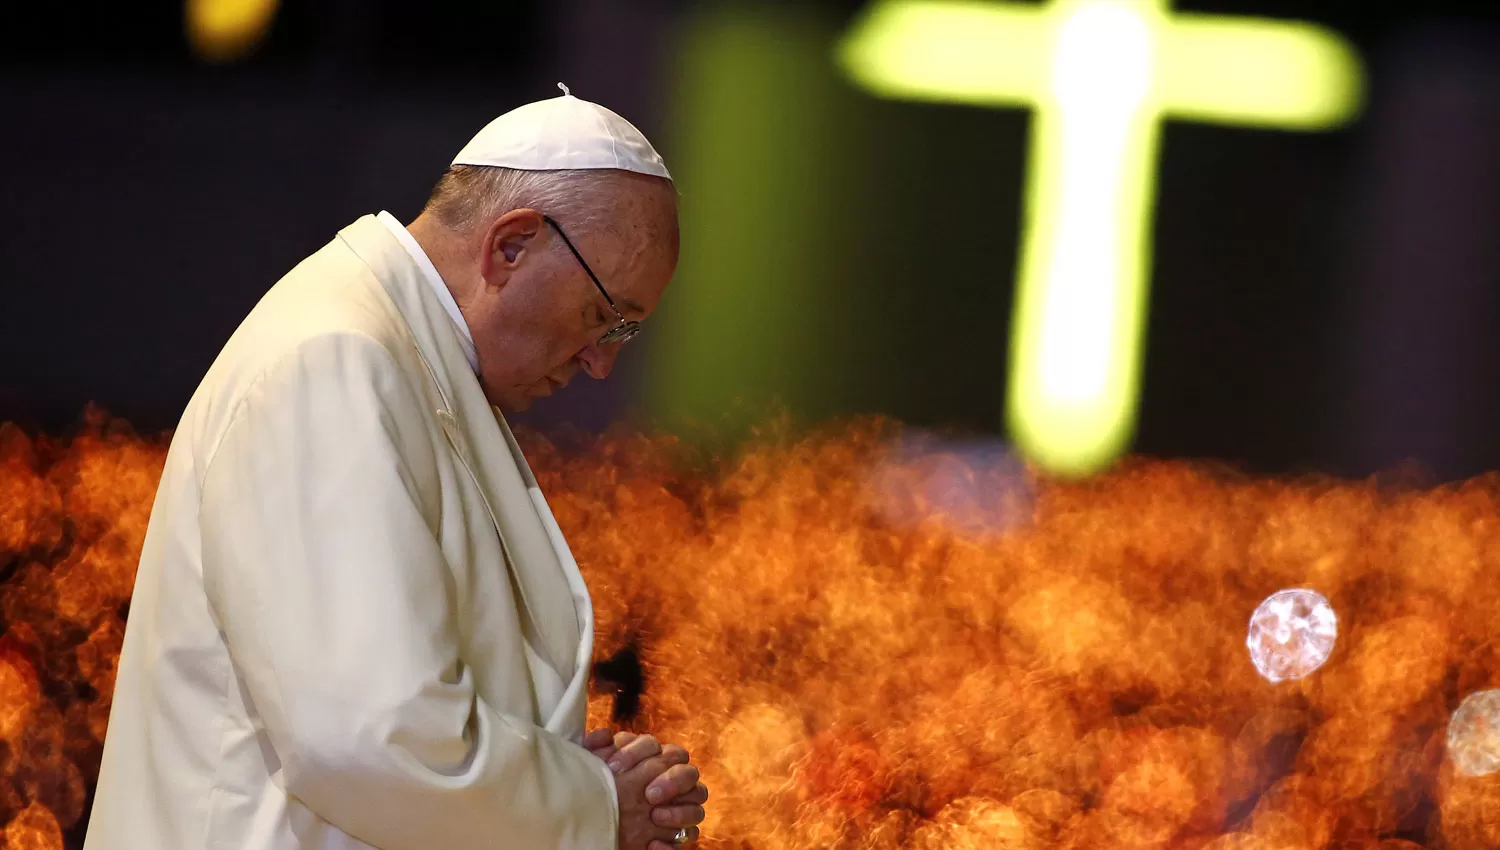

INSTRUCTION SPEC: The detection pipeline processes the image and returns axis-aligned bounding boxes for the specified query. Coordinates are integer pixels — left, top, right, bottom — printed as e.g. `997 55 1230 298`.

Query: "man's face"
464 192 678 412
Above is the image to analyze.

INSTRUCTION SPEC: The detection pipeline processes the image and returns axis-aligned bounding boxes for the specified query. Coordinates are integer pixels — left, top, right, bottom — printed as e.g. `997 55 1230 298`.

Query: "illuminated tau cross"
839 0 1363 474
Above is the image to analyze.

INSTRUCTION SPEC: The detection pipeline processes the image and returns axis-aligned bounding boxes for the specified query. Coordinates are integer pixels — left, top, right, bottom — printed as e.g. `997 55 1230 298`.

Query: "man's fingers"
645 762 700 804
606 733 660 774
650 803 706 829
665 782 709 806
584 728 618 762
590 729 637 764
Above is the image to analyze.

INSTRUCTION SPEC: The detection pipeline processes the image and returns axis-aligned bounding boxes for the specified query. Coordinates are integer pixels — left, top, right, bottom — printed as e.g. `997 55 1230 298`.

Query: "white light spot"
1246 588 1338 682
1449 689 1500 777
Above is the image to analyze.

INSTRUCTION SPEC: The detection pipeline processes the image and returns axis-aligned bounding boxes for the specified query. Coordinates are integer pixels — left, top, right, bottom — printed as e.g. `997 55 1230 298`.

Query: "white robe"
84 214 618 850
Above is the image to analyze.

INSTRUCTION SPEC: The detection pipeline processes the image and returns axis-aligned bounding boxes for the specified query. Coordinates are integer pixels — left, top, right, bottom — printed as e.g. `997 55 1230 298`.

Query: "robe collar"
336 214 584 683
376 211 479 374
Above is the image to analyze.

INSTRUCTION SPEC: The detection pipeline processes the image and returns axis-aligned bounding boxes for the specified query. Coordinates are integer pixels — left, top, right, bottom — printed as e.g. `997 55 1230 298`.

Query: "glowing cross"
839 0 1362 475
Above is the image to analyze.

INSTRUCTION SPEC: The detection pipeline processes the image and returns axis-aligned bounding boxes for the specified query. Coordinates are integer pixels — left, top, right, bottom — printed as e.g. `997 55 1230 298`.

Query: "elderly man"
84 87 707 850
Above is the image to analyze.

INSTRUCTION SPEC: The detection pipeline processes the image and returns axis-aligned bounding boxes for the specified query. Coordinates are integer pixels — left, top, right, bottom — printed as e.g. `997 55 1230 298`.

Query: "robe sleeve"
198 331 618 850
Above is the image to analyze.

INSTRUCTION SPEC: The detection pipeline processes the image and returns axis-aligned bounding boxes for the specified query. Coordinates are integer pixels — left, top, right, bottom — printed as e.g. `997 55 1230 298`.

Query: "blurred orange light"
185 0 279 63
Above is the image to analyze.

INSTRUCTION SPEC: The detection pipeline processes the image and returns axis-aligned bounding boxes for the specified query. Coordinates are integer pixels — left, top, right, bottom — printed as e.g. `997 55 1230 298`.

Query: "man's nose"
577 343 621 380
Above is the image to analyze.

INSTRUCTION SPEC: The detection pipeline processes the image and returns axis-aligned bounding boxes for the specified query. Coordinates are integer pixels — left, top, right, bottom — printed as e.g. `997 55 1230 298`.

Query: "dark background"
2 0 1499 480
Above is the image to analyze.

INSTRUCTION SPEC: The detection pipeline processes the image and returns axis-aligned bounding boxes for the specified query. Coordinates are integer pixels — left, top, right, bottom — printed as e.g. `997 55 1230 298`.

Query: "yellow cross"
839 0 1363 475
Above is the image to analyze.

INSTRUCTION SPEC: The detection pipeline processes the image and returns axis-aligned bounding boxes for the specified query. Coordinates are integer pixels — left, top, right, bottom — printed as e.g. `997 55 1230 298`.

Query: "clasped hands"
584 728 708 850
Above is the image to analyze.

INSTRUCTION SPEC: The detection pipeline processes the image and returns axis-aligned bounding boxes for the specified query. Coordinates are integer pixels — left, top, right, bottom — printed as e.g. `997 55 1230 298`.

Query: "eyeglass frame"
542 214 641 346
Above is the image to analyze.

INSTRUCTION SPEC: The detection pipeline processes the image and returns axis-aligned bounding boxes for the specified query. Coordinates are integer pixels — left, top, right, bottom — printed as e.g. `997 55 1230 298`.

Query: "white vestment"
84 214 617 850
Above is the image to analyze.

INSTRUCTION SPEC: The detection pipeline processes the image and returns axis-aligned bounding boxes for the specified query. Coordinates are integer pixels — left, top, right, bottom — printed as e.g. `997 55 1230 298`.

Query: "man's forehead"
595 228 674 317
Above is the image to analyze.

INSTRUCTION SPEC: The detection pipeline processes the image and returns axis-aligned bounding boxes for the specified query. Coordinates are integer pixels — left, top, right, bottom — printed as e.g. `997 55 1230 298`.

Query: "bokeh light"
1246 588 1338 683
1448 689 1500 777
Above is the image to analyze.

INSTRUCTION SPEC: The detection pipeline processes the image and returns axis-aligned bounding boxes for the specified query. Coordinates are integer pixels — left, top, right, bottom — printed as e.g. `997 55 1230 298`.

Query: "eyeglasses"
542 215 642 346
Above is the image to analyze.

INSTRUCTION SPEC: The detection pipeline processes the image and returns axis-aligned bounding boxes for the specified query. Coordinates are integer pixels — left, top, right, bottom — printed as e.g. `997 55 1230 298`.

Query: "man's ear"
478 208 546 284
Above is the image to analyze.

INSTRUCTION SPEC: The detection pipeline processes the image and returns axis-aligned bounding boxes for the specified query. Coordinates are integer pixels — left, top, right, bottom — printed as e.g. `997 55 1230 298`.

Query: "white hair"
423 165 616 237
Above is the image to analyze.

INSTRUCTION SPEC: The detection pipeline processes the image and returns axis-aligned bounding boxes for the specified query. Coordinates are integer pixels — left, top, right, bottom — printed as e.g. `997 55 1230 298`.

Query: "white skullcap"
451 83 671 180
